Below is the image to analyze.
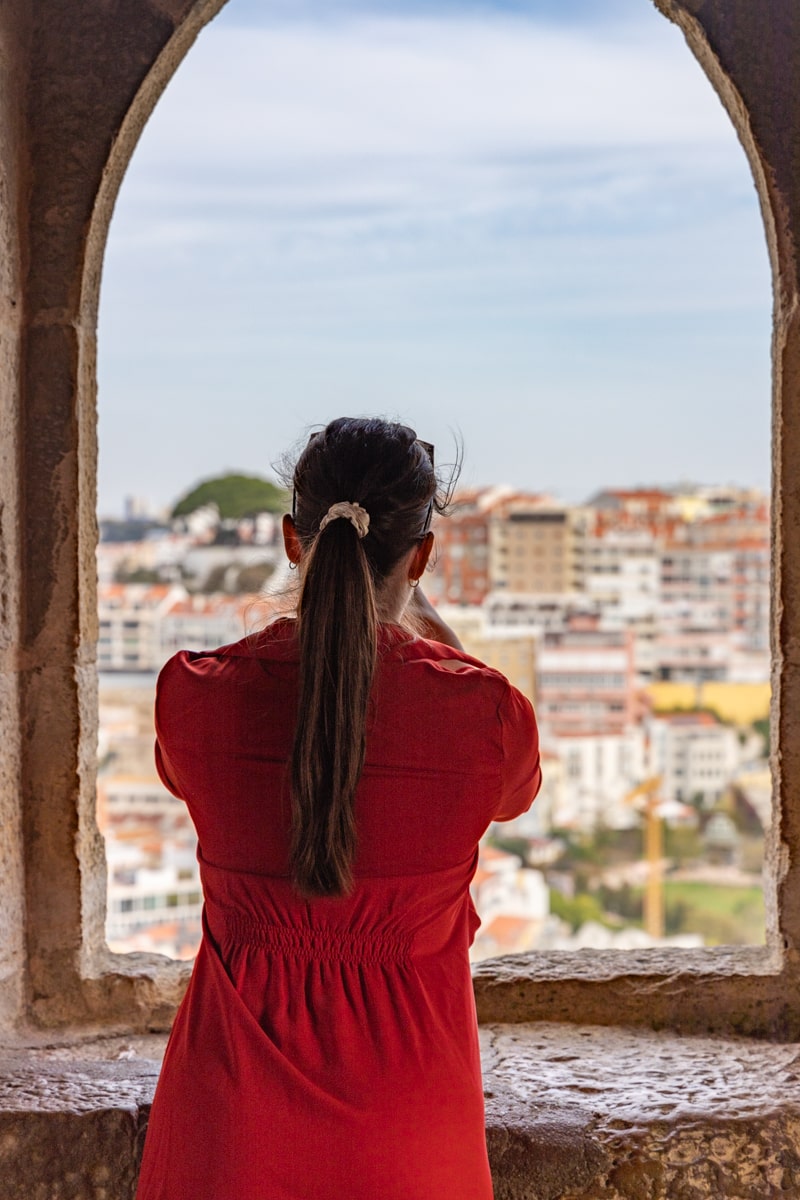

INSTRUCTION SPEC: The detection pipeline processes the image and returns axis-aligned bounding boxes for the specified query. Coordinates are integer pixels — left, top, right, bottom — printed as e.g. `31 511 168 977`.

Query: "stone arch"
11 0 232 1029
6 0 799 1034
652 0 800 963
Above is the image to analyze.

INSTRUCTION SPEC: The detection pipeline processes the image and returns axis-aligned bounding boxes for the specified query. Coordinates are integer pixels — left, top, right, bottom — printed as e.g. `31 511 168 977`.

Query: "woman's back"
137 620 539 1200
155 619 538 876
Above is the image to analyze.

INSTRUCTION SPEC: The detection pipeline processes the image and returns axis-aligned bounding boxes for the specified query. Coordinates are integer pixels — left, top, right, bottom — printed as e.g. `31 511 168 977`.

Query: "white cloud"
144 16 737 164
106 11 754 264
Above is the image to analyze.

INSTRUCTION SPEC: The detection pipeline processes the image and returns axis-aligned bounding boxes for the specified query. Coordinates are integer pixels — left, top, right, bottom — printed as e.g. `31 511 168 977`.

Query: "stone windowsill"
1 1023 800 1199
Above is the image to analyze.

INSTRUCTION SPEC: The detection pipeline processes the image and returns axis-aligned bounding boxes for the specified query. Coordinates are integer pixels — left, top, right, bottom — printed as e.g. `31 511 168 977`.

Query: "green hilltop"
172 473 288 520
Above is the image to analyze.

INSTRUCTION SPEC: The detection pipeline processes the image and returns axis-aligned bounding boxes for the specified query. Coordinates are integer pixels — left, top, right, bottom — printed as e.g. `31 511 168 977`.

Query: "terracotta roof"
479 845 520 865
606 488 673 501
165 594 258 617
482 915 534 945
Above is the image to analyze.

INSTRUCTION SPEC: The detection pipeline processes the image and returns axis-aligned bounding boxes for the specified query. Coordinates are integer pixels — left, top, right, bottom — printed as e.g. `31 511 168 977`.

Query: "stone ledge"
0 1049 158 1200
482 1024 800 1199
472 947 800 1038
0 1026 799 1199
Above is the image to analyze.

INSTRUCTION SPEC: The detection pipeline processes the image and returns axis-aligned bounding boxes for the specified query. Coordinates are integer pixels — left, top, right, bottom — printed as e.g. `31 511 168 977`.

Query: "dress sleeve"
495 682 541 822
153 654 186 800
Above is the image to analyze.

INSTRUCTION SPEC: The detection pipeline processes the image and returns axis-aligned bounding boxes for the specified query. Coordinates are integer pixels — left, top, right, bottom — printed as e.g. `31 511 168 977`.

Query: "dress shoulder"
495 680 541 821
383 631 542 822
153 646 252 798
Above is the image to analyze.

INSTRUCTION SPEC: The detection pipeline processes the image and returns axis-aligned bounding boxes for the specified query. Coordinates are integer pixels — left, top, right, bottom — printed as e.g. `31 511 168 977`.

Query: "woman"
136 417 541 1200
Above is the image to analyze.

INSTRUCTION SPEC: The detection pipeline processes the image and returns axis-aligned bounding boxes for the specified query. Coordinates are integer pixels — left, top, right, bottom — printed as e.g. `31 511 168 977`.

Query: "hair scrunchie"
318 501 370 539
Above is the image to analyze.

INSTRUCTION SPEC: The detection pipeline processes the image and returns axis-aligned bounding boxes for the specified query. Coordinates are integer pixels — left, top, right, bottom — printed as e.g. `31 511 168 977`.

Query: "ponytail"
284 416 448 898
289 518 377 897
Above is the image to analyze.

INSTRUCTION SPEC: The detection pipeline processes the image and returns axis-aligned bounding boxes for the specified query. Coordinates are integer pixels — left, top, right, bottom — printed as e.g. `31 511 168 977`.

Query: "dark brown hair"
288 417 446 897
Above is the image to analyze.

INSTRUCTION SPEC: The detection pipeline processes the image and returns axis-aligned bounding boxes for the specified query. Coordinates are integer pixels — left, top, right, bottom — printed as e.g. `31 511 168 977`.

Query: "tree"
753 716 770 757
172 473 287 520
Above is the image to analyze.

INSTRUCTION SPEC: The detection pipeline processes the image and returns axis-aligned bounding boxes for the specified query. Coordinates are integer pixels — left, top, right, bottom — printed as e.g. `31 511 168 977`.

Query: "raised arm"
408 587 465 651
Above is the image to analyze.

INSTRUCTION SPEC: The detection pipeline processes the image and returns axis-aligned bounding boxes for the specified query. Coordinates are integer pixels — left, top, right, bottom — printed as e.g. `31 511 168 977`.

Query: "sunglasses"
416 441 436 534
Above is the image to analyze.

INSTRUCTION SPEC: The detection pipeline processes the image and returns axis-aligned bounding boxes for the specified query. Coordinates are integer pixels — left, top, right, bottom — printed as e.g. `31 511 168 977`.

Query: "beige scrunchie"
318 501 370 539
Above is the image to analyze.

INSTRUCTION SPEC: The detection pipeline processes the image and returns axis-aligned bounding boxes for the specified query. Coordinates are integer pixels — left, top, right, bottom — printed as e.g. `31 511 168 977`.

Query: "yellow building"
646 680 770 726
438 607 537 706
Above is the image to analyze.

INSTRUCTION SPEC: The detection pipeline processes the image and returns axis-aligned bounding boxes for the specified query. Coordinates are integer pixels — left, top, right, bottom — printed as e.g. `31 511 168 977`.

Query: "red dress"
136 619 541 1200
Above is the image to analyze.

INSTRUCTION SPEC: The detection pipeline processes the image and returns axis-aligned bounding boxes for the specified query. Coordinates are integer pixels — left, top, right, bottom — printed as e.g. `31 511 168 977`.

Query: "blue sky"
97 0 771 516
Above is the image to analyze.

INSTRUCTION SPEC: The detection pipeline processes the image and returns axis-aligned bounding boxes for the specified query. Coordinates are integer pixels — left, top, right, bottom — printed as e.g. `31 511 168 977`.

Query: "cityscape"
98 476 770 962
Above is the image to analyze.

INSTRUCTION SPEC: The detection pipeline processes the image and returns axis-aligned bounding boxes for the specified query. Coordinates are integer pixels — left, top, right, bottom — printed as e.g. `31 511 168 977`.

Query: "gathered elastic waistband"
221 912 413 965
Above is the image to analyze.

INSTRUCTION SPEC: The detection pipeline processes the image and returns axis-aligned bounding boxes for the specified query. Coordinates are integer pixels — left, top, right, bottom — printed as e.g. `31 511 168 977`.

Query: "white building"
547 727 650 831
483 592 602 632
102 787 202 959
470 845 549 962
584 528 660 625
158 593 258 658
97 583 186 671
105 853 203 959
649 712 742 807
97 584 264 671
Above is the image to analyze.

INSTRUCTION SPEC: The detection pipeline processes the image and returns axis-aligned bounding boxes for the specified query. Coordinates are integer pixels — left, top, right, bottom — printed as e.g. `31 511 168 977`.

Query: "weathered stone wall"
9 0 228 1031
2 1029 800 1200
0 0 30 1035
3 0 800 1196
654 0 800 1001
1 0 796 1042
484 1024 800 1199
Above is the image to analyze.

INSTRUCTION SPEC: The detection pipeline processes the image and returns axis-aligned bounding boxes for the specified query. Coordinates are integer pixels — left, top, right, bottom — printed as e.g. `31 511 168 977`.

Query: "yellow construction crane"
625 776 665 940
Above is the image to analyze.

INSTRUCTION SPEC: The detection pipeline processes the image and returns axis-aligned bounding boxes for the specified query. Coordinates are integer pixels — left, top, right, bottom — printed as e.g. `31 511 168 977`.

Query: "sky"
96 0 772 517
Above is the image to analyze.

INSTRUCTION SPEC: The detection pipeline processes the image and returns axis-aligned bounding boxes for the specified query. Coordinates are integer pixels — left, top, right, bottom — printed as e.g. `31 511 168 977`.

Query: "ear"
282 513 303 565
408 531 434 583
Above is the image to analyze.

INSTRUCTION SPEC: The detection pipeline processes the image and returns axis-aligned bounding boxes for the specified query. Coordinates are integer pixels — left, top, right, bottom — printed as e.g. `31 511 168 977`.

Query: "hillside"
172 473 287 520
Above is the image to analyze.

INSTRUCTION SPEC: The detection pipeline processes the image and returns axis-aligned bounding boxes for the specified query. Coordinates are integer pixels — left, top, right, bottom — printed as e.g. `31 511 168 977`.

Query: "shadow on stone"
486 1087 608 1200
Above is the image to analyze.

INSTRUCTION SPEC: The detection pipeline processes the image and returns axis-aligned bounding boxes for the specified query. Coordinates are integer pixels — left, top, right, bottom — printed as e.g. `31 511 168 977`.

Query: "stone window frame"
2 0 799 1038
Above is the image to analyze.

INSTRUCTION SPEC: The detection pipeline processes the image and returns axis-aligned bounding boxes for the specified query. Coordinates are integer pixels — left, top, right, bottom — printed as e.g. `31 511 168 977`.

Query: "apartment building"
491 497 589 594
429 487 511 604
430 489 588 601
105 851 203 959
437 606 538 706
483 592 602 632
550 726 650 831
159 593 258 658
535 619 637 738
652 626 738 682
649 712 743 807
97 583 185 672
98 766 203 958
658 511 769 677
588 487 682 540
731 538 770 653
583 528 660 621
660 546 735 628
98 584 260 671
